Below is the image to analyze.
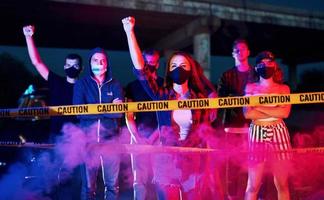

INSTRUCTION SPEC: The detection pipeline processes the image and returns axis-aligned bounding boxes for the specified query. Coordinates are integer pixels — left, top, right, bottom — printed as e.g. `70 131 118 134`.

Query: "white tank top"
173 109 192 141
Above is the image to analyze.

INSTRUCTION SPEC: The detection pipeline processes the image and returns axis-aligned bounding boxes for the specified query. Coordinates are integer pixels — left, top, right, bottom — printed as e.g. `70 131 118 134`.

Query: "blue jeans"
80 153 120 200
131 153 156 200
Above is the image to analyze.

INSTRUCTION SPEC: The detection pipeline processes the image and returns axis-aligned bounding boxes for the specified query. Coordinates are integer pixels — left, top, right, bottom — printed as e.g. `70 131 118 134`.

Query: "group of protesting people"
21 16 292 200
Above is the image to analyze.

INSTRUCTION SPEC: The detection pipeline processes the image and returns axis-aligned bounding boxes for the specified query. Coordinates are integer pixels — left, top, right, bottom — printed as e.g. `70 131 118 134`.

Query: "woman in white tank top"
122 16 221 200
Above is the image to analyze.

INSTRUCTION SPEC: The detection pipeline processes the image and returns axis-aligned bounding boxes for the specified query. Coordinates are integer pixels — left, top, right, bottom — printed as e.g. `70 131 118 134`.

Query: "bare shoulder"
278 83 290 94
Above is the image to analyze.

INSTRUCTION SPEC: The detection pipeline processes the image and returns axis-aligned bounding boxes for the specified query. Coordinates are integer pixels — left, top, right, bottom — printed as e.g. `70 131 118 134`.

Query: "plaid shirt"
134 68 211 146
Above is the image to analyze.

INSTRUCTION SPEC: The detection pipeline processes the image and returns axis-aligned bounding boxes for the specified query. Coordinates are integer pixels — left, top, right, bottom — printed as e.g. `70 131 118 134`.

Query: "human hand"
113 98 122 104
131 135 149 145
209 109 217 122
23 25 35 37
208 92 218 121
122 16 135 33
138 137 150 145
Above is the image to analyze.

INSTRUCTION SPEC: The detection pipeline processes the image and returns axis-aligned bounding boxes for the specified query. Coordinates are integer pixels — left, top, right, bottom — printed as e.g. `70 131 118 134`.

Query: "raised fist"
122 16 135 33
23 25 35 37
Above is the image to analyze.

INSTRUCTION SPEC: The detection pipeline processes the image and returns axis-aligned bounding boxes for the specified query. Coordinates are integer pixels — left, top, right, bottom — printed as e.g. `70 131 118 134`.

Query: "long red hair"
164 51 216 97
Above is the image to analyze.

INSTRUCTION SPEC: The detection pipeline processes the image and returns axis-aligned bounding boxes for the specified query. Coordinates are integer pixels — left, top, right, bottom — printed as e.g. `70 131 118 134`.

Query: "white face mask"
91 64 107 76
90 52 108 77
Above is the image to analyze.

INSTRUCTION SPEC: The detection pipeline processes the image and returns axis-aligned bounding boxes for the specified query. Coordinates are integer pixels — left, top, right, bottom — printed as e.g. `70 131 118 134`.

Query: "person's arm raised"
122 16 145 71
23 25 49 80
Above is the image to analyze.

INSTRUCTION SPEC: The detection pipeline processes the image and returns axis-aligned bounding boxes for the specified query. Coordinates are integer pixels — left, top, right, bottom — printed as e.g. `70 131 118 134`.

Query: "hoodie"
73 47 124 138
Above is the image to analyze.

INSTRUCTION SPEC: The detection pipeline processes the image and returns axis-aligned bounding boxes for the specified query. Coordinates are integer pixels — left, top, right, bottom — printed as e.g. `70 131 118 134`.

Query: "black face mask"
256 66 275 79
145 64 157 73
65 67 80 78
169 67 191 85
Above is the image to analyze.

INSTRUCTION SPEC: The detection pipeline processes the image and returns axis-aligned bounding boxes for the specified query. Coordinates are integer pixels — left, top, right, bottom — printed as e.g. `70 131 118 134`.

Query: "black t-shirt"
125 77 164 133
218 67 256 128
48 71 77 135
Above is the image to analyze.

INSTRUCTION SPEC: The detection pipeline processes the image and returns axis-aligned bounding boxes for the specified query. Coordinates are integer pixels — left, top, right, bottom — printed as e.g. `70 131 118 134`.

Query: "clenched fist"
23 25 35 37
122 16 135 33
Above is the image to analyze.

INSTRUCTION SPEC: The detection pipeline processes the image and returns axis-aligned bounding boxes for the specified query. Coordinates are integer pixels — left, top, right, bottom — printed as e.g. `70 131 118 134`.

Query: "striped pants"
248 121 292 162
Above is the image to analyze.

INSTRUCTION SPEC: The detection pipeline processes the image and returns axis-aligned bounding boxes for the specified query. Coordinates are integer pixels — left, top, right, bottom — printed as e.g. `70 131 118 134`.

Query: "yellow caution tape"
0 92 323 118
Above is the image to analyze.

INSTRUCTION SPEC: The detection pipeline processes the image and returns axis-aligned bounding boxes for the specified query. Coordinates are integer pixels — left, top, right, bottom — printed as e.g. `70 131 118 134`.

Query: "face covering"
65 67 80 78
91 64 107 76
169 67 191 85
256 66 275 79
